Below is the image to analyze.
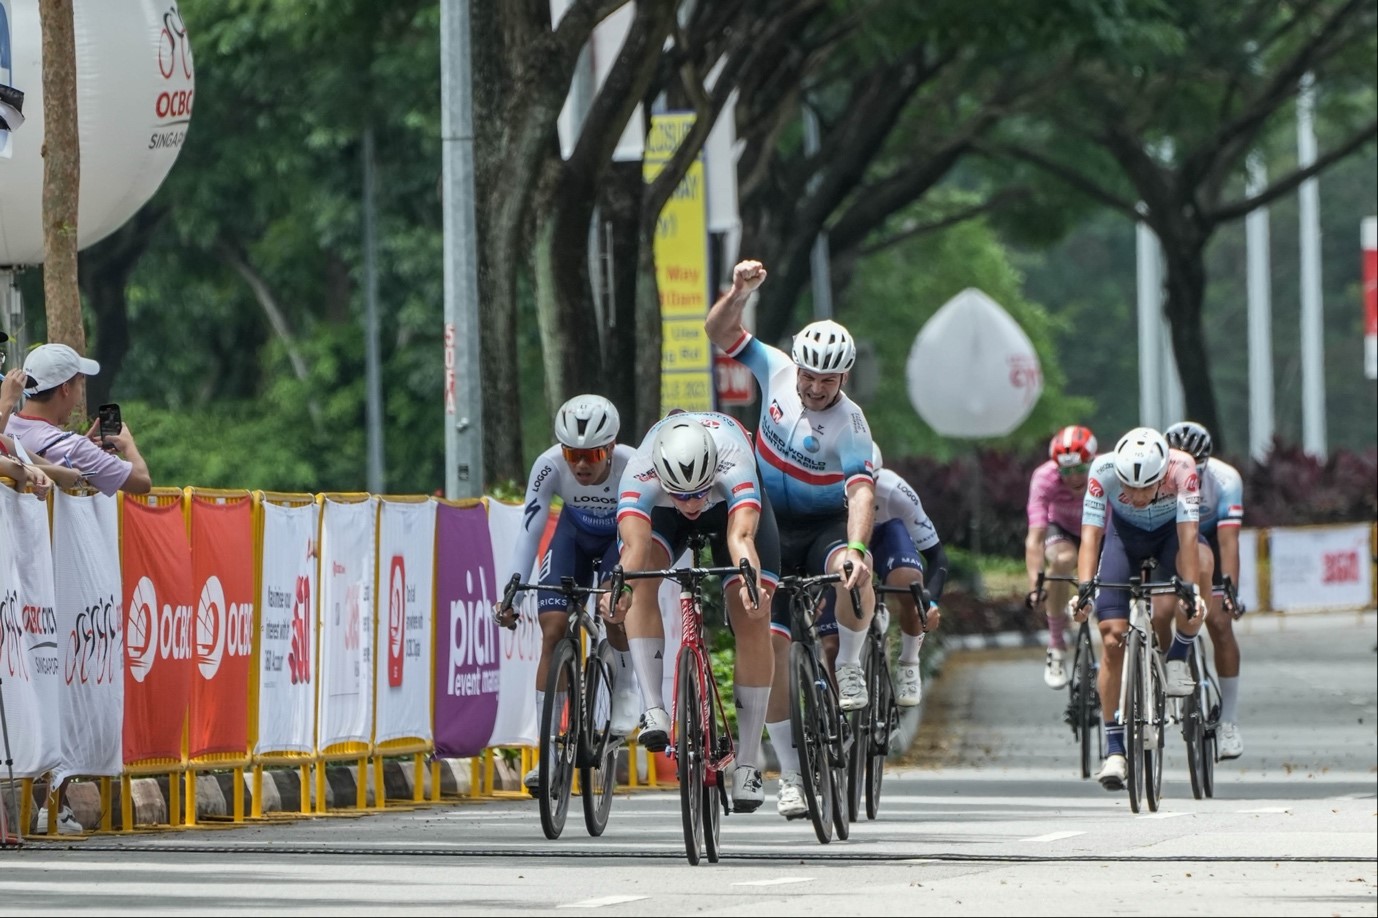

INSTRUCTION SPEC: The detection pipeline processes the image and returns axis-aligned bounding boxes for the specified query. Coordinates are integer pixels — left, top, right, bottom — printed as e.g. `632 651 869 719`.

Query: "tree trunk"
596 160 643 430
40 0 82 351
1159 241 1222 444
632 237 662 434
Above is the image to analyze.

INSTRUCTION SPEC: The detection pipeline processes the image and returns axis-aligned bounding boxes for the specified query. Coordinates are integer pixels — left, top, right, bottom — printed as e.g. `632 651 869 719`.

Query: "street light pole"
440 0 484 498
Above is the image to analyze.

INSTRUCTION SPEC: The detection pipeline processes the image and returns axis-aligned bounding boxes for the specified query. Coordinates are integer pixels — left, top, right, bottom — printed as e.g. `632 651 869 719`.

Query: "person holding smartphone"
2 342 152 497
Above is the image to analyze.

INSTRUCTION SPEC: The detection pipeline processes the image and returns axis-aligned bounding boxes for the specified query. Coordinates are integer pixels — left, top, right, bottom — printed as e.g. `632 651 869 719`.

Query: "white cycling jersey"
874 468 940 551
616 411 763 524
722 332 873 517
1197 457 1244 536
1082 448 1201 532
500 443 635 588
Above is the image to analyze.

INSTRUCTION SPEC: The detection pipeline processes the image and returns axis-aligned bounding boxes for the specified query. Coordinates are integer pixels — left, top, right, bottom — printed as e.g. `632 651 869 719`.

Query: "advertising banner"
484 500 540 748
1269 524 1373 611
52 490 122 779
255 499 318 755
374 498 437 745
317 497 376 749
188 495 254 758
121 495 193 764
1236 527 1260 613
433 502 501 758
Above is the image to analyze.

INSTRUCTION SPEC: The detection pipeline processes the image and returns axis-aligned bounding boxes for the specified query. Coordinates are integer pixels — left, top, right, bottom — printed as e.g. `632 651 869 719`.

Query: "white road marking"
732 877 814 887
1138 811 1191 820
558 895 650 909
1021 830 1084 842
1238 806 1292 814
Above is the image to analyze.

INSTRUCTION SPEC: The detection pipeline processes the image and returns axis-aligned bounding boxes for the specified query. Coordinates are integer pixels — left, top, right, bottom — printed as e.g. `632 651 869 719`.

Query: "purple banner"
433 502 502 758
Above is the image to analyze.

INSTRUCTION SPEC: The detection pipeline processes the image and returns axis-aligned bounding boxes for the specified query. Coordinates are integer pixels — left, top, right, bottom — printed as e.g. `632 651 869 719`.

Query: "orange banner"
189 496 254 758
122 498 194 764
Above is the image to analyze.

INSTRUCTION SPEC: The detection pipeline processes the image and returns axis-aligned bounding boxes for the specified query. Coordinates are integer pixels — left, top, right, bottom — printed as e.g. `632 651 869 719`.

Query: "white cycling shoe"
776 770 807 819
636 706 671 752
1044 648 1070 689
1164 659 1195 697
836 663 868 711
1097 754 1127 791
1218 722 1244 759
731 765 764 813
609 687 641 737
895 663 922 707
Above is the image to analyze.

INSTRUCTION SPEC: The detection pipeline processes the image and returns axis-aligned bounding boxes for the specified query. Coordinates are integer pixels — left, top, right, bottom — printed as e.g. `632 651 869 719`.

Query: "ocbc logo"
155 89 194 120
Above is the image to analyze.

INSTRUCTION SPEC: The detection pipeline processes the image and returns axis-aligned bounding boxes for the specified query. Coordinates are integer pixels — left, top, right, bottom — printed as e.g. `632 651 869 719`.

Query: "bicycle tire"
1123 629 1144 814
538 640 579 840
1184 649 1205 801
826 681 850 842
703 689 723 864
677 650 705 865
789 642 833 844
865 654 894 821
1202 687 1219 798
1074 627 1096 780
845 651 874 823
580 641 617 837
1144 650 1165 813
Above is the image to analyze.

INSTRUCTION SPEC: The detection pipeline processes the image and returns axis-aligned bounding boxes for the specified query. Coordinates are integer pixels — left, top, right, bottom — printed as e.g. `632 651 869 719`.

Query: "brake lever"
842 560 862 619
908 581 928 630
739 558 760 609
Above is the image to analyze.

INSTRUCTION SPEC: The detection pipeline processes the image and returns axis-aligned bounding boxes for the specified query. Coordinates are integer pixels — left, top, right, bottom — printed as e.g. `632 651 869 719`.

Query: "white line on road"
1138 812 1191 820
1021 830 1084 842
558 895 650 909
1238 807 1292 813
732 877 814 887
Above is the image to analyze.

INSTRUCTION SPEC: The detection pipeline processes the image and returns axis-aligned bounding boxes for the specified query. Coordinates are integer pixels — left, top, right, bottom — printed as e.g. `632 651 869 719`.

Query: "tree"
40 0 82 357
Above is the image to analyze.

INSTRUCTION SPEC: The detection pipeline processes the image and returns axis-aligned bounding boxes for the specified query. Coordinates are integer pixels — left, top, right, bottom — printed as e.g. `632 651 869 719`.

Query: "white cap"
23 343 101 394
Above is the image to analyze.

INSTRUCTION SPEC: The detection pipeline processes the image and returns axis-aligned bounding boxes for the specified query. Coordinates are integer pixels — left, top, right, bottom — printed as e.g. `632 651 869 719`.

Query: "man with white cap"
2 342 151 496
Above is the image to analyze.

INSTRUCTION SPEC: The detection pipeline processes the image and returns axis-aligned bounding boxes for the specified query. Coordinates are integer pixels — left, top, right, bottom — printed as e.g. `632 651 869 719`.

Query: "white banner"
374 498 436 745
1269 524 1374 611
317 497 376 749
52 490 122 779
255 500 318 755
0 484 59 777
1236 527 1260 613
484 500 539 748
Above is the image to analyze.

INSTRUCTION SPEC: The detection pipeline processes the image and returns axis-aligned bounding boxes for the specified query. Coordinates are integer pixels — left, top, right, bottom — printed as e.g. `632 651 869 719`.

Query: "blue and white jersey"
873 468 940 552
1082 449 1201 532
1196 457 1244 535
723 332 873 518
616 411 763 524
501 443 634 587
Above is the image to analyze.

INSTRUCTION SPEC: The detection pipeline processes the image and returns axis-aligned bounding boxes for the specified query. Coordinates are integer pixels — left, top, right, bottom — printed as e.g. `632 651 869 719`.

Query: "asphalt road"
2 610 1374 916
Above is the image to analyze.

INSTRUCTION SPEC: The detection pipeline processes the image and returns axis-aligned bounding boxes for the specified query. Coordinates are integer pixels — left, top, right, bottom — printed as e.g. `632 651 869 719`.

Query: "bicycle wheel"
865 655 895 821
1144 652 1165 813
676 650 705 865
789 642 833 844
702 687 723 864
1201 688 1219 798
538 640 579 840
580 641 617 837
825 684 850 842
1074 628 1096 779
1123 630 1145 814
845 651 874 823
1183 650 1205 801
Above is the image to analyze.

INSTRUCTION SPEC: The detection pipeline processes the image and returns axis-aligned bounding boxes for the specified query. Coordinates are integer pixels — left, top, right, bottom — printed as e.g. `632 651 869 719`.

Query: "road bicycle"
1082 560 1196 814
774 564 860 844
1037 571 1103 780
1176 574 1233 800
612 535 756 866
498 572 620 840
846 579 929 822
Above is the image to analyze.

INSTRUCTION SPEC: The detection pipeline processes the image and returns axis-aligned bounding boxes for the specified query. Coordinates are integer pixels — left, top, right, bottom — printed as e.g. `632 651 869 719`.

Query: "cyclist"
1071 426 1212 791
846 441 949 706
493 394 640 792
1025 425 1098 689
608 411 781 813
705 258 875 820
1165 420 1246 759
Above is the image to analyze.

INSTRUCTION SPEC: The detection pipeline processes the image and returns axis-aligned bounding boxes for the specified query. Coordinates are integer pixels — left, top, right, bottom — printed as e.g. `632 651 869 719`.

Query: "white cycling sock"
766 719 800 773
733 685 770 770
613 648 636 694
900 631 925 665
628 637 665 710
534 690 545 727
836 622 867 668
1218 675 1240 724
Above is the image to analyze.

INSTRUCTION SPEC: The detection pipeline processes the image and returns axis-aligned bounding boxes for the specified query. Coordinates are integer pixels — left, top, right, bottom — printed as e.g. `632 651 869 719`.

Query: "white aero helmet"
1113 427 1170 488
554 394 620 448
651 419 718 495
791 319 856 373
871 442 884 471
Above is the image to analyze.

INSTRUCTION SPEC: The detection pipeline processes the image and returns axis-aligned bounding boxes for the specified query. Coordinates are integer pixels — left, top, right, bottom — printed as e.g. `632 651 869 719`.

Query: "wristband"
619 584 633 597
846 541 868 554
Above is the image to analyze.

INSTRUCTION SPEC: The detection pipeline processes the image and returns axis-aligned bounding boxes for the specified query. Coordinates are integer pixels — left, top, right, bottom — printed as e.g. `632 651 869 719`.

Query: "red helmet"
1049 425 1097 468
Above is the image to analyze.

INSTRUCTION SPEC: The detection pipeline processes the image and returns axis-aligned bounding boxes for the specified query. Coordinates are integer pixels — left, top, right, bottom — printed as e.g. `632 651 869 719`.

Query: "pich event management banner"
433 501 503 758
483 500 540 749
255 499 319 755
121 495 194 764
374 497 437 746
0 483 60 777
188 494 255 759
51 490 123 780
317 496 377 750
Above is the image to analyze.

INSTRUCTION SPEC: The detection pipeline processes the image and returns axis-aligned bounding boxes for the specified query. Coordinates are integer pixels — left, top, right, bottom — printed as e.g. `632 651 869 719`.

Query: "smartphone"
98 403 122 439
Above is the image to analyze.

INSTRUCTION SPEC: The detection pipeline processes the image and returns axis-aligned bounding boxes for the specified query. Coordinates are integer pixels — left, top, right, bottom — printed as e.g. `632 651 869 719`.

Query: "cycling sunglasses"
668 487 711 503
561 445 611 465
1058 463 1091 477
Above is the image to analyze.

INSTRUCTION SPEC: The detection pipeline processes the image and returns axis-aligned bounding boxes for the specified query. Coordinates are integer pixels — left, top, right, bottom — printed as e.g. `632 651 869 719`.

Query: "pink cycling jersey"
1026 459 1083 535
